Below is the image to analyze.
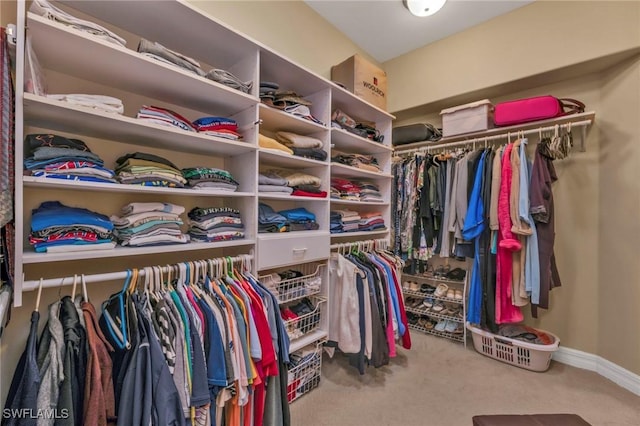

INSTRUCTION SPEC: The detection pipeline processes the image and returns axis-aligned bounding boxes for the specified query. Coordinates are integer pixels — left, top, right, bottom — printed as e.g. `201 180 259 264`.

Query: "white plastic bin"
440 99 494 137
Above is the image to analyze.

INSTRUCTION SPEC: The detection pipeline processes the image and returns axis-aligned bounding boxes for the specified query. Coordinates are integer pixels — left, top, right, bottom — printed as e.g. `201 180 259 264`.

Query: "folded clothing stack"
259 133 293 155
259 81 279 102
187 206 244 242
359 181 384 203
47 94 124 115
333 209 361 233
259 172 292 194
24 134 116 184
192 116 242 140
258 203 289 233
331 178 361 201
331 152 381 173
278 208 319 231
31 0 126 46
205 69 253 94
138 38 205 76
182 167 239 191
287 344 321 402
111 202 189 247
275 132 327 162
285 171 326 198
115 152 186 188
29 201 115 253
330 211 343 234
136 105 196 132
359 212 386 232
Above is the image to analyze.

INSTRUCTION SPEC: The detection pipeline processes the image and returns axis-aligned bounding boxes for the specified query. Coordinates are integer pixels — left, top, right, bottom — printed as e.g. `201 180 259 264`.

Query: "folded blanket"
284 172 321 187
259 134 293 155
275 131 323 149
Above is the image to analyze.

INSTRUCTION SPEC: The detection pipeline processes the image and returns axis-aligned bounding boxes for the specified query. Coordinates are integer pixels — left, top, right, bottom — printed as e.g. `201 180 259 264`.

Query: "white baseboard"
552 347 640 396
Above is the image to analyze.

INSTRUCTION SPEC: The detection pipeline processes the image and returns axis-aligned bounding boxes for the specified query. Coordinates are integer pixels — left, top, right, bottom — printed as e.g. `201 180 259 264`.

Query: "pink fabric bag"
493 96 585 127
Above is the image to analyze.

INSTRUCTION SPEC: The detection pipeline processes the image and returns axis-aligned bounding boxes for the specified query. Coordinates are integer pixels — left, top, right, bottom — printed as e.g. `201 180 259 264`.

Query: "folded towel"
275 131 323 149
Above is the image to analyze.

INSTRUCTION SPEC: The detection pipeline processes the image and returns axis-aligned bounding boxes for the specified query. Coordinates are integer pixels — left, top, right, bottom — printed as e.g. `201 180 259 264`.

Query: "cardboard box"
331 54 387 111
440 99 494 137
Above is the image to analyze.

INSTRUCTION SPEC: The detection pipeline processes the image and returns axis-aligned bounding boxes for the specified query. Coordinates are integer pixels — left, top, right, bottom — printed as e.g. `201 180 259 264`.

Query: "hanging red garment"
495 143 524 324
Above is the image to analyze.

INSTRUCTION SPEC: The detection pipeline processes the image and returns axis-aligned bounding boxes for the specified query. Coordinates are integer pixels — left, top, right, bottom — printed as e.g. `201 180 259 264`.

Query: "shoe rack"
401 271 468 346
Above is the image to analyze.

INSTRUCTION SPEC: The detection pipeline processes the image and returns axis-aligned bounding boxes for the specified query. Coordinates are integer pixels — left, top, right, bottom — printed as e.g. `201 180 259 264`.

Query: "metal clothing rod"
393 119 593 156
330 238 390 251
22 254 254 292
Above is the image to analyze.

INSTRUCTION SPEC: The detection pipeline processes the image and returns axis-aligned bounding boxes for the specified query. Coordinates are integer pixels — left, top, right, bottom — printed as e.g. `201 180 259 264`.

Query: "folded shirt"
205 69 253 94
275 132 323 149
291 189 327 198
46 94 124 115
259 134 293 155
138 38 205 76
193 116 242 139
137 105 196 132
259 185 293 194
31 0 126 46
121 202 185 216
259 171 288 186
116 152 179 170
278 208 316 222
284 172 322 187
291 147 327 161
31 201 114 233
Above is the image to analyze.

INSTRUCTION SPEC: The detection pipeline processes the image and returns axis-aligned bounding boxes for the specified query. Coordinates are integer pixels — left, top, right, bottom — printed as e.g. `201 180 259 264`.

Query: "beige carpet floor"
290 333 640 426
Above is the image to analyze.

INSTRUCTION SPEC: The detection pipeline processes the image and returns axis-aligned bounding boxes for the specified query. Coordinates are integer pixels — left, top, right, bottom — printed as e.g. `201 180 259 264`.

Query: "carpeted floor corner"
290 333 640 426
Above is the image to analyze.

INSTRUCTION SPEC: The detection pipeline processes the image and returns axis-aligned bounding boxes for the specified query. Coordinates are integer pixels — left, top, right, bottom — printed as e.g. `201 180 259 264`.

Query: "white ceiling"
305 0 533 62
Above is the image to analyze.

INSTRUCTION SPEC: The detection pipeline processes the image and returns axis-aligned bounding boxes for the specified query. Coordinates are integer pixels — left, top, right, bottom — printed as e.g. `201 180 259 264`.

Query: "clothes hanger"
35 278 43 313
81 274 88 303
71 274 78 300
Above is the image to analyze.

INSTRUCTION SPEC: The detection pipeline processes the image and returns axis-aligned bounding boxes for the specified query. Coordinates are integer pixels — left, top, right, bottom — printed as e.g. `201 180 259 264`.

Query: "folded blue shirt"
31 201 114 232
277 208 316 222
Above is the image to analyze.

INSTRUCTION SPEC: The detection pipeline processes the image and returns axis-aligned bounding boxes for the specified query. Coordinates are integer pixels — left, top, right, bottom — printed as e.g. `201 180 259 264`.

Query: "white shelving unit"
11 7 395 405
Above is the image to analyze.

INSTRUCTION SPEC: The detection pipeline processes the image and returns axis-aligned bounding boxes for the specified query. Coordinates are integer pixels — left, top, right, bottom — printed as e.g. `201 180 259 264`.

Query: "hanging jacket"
36 301 64 426
57 296 87 426
81 301 116 426
2 311 40 426
530 146 562 317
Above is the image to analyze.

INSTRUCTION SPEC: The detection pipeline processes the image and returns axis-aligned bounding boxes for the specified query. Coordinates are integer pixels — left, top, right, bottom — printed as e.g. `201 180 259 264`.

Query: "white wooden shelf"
289 329 329 354
330 83 395 123
24 94 256 156
259 193 328 201
331 128 393 155
330 229 389 239
23 176 254 197
27 13 259 115
22 239 256 264
329 199 389 206
259 104 327 134
259 149 328 168
330 163 393 180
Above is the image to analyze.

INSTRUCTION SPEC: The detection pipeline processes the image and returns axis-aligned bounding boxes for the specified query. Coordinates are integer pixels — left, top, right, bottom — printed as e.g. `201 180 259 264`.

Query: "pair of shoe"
434 319 462 334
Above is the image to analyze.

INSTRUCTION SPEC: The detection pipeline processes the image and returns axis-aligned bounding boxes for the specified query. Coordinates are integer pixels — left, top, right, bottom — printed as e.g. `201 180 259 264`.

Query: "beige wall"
187 0 378 79
384 1 640 114
597 57 640 372
385 0 640 375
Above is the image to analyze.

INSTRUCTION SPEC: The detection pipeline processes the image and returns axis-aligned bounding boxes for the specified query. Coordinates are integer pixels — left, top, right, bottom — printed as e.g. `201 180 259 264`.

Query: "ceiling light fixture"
403 0 447 17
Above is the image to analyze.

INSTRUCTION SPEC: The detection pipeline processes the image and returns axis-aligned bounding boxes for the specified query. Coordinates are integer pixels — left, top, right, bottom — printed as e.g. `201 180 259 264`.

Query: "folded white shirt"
47 94 124 115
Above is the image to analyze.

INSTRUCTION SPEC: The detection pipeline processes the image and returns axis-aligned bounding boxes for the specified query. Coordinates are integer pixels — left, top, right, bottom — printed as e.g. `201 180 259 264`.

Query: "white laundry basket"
466 323 560 372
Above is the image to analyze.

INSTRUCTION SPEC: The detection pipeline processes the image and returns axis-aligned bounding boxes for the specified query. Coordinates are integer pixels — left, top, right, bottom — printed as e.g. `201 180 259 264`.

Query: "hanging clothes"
2 311 40 426
328 249 410 375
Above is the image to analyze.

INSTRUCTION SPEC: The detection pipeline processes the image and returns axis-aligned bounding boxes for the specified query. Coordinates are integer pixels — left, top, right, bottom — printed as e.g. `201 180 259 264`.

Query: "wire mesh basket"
287 342 323 403
282 296 326 341
259 264 325 304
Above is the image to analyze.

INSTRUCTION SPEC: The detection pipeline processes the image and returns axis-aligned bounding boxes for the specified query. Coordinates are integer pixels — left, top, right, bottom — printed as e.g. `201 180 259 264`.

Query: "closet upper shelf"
27 13 259 115
259 104 328 133
331 128 393 155
394 111 596 152
331 163 393 180
22 176 255 198
23 94 257 156
22 239 257 264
